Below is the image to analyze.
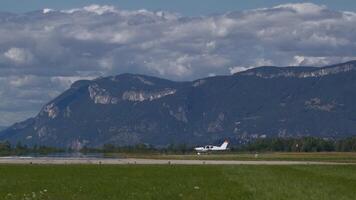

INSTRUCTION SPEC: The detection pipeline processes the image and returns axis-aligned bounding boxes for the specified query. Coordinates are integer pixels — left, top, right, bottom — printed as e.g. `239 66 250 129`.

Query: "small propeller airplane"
194 140 229 154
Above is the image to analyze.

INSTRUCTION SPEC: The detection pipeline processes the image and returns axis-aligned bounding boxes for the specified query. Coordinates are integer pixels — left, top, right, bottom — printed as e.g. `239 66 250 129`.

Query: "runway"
0 157 353 165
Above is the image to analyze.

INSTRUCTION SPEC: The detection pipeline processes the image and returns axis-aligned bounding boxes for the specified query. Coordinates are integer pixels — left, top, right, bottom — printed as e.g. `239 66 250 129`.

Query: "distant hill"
0 126 6 131
1 61 356 148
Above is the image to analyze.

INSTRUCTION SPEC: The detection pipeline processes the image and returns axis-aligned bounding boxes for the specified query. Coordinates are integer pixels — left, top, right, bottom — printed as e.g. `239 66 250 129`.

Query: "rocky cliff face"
240 62 356 78
1 61 356 148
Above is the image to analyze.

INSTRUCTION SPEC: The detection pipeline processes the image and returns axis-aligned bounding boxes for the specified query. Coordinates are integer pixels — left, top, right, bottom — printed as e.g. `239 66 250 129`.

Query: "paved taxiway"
0 157 353 165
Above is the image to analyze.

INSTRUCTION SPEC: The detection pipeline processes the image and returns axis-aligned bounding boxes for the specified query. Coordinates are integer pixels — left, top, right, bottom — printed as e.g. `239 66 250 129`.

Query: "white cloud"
109 30 135 44
292 55 356 66
43 8 54 14
0 3 356 125
4 48 33 65
83 5 117 15
8 75 38 88
63 4 118 15
274 3 327 14
228 59 272 75
99 57 115 70
229 66 250 74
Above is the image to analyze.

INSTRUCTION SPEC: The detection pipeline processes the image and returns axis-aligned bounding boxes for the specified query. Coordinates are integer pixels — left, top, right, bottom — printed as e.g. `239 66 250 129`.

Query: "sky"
2 0 356 15
0 1 356 126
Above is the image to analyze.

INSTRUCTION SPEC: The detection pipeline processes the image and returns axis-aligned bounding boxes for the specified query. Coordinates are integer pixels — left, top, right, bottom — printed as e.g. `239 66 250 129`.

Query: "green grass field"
109 152 356 163
1 165 356 200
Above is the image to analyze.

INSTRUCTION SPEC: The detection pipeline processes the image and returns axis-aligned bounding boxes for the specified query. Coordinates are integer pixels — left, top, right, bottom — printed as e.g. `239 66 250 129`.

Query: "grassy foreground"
1 165 356 200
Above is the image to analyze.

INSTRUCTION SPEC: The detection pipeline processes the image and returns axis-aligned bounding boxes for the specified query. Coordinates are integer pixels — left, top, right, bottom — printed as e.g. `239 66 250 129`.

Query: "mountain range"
1 61 356 148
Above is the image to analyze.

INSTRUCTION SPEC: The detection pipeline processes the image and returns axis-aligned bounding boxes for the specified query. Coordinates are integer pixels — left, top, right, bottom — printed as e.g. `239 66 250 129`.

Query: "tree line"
80 143 191 154
236 137 335 152
1 137 356 156
273 137 356 152
0 141 64 156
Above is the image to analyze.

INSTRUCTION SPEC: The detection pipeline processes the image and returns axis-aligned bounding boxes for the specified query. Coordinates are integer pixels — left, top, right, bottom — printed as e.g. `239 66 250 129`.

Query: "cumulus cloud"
63 4 118 15
0 3 355 125
43 8 54 14
273 3 327 14
3 48 33 65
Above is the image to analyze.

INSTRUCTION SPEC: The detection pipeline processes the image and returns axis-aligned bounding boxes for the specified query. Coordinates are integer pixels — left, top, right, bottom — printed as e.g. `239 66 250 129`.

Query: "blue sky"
2 0 356 15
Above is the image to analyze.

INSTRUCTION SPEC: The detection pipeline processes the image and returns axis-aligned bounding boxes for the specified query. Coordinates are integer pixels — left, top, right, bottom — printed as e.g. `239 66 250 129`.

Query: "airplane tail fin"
220 140 229 149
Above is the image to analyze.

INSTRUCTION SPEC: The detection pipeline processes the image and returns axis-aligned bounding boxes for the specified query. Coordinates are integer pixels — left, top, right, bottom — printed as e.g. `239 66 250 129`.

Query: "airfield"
0 157 354 165
2 152 356 165
1 153 356 199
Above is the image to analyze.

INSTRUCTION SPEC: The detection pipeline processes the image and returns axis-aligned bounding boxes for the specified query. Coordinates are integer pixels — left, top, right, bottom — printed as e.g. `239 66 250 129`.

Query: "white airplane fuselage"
194 141 229 152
